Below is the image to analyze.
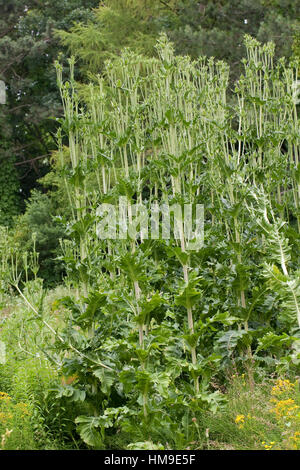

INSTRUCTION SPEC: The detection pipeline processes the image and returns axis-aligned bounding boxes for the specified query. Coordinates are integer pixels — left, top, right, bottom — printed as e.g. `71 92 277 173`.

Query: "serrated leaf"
75 416 102 447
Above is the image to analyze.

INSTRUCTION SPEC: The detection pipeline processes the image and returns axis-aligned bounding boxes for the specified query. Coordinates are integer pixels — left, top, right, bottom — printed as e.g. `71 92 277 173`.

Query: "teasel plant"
47 34 300 440
197 37 294 384
0 226 13 302
211 36 298 351
237 36 297 215
142 35 230 393
247 186 300 330
55 57 104 299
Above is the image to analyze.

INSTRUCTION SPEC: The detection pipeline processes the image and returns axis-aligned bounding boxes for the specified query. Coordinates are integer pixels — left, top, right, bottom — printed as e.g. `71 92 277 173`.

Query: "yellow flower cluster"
270 398 299 419
0 391 31 429
0 392 11 401
289 431 300 450
271 379 295 396
235 414 245 429
261 440 275 450
290 431 300 450
16 402 30 417
0 391 32 449
267 379 300 450
0 411 12 424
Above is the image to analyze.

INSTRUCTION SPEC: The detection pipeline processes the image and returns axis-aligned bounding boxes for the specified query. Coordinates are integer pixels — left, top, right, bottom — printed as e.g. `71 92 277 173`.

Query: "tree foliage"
0 0 100 208
57 0 299 79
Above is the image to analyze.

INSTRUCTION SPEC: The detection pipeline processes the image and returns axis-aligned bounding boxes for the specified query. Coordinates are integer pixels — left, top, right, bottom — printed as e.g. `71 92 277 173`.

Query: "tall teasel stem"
54 35 299 406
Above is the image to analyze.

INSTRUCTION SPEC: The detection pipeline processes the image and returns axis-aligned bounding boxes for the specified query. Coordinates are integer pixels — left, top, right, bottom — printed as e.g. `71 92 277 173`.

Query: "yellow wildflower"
271 379 295 396
235 414 245 424
235 414 245 428
0 392 11 400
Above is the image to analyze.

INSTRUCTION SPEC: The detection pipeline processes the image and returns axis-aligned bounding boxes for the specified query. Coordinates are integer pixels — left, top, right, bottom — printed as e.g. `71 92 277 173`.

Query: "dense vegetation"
0 0 300 451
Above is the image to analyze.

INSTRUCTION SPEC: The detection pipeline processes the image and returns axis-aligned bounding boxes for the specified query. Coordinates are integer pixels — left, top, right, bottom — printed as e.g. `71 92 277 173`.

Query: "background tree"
169 0 298 78
0 0 99 213
58 0 299 80
57 0 178 74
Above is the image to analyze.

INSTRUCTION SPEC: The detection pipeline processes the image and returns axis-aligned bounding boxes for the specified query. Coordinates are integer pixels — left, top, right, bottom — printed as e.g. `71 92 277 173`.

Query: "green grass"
1 287 300 450
0 285 83 450
198 374 300 450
